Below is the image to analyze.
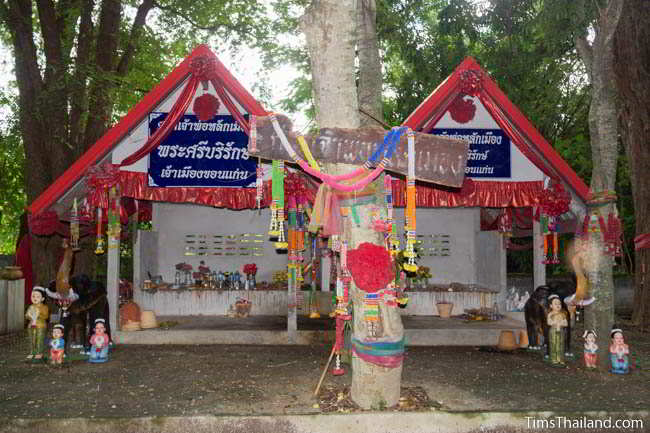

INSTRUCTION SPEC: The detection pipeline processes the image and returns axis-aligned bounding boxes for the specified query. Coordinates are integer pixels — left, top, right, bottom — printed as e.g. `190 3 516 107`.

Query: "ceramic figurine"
89 318 110 363
609 328 629 374
49 324 65 365
546 294 568 365
582 329 598 369
25 286 49 360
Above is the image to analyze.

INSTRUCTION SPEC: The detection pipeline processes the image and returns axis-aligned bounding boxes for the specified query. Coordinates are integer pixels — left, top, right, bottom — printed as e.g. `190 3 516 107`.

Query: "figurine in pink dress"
582 329 598 369
88 318 110 363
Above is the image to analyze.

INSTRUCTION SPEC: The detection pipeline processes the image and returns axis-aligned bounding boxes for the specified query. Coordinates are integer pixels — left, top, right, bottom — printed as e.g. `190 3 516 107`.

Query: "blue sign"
430 128 511 178
148 113 256 188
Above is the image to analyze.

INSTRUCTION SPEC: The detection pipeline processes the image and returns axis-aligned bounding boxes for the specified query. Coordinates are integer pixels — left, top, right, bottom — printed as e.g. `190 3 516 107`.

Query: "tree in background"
569 0 624 369
0 0 268 282
615 0 650 330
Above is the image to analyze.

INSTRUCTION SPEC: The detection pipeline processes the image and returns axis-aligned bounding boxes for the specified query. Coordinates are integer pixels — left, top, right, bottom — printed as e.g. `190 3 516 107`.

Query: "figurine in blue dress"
609 328 629 374
49 324 65 365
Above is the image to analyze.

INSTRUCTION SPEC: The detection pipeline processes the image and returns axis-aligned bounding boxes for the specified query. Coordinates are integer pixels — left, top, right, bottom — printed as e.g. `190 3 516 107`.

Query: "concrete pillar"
533 218 546 289
321 250 331 292
107 238 120 336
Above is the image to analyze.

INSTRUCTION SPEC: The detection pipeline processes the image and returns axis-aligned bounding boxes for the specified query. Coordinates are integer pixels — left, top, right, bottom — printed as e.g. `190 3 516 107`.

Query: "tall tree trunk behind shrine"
357 0 383 129
614 1 650 330
301 0 403 408
574 0 624 369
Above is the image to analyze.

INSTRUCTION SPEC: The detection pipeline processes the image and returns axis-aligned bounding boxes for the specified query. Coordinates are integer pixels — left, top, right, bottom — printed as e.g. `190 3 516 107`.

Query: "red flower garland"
193 93 220 121
347 242 394 293
538 182 571 217
448 95 477 124
189 56 217 82
458 69 483 96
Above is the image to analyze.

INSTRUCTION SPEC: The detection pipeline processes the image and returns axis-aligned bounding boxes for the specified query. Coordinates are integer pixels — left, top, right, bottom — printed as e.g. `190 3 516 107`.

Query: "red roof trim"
402 57 589 202
28 44 268 216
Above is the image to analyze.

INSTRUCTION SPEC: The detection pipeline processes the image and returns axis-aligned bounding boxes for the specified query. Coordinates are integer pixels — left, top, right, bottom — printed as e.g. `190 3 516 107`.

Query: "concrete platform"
3 410 647 433
115 314 525 346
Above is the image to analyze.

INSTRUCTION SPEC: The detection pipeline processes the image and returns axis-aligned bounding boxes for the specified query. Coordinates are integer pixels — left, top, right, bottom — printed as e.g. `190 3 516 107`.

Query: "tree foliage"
0 0 269 280
0 91 24 254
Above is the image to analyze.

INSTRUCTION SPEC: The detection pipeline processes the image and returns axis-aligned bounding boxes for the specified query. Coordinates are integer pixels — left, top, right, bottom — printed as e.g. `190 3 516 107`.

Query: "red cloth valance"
391 179 544 208
117 172 544 210
119 171 272 210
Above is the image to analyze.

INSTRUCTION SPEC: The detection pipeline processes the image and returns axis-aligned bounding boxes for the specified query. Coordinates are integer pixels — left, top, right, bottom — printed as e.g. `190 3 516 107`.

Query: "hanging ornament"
107 186 121 249
256 159 264 212
403 129 418 272
269 160 287 249
70 198 80 251
95 207 104 255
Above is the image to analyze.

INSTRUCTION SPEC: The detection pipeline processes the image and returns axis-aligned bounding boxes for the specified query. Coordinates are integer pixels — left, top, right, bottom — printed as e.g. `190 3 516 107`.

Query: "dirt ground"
0 324 648 420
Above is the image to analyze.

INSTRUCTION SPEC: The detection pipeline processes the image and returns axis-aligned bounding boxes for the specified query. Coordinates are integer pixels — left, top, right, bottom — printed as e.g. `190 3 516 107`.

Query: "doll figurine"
609 328 629 374
582 329 598 369
25 286 49 360
49 324 65 365
546 294 568 365
88 318 110 363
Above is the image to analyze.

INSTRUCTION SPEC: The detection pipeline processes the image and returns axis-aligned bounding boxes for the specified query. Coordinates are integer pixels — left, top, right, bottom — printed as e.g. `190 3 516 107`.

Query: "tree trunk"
357 0 383 128
575 0 624 370
301 0 403 408
614 0 650 330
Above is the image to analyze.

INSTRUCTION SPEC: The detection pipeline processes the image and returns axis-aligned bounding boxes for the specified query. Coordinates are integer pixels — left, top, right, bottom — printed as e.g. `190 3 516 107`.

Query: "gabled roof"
28 44 267 216
402 56 589 203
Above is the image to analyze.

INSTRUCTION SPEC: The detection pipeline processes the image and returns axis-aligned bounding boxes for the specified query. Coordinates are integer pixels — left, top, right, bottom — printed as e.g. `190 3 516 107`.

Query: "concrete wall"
394 207 479 285
150 202 300 284
476 231 506 311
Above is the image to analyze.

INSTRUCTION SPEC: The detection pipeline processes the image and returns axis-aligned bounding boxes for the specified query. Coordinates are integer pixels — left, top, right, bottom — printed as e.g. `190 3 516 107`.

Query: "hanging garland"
268 160 287 249
403 129 418 272
269 114 405 193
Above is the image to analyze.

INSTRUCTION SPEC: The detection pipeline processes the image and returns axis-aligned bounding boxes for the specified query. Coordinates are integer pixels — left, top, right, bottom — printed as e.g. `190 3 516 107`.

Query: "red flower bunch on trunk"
347 242 394 293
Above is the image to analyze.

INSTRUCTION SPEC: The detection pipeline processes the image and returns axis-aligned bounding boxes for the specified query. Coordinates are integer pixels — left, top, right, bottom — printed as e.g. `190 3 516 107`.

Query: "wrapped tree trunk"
301 0 404 408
